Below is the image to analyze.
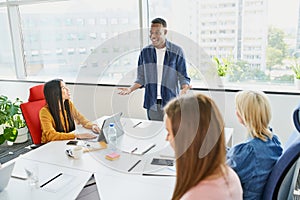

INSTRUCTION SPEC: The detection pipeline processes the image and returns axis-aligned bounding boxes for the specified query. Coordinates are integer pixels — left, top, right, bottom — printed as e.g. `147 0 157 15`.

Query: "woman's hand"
91 124 101 133
75 133 97 139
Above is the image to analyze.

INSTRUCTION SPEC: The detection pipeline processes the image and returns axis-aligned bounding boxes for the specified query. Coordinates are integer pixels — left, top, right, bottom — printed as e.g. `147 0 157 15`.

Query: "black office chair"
263 138 300 200
263 103 300 199
293 104 300 133
263 103 300 200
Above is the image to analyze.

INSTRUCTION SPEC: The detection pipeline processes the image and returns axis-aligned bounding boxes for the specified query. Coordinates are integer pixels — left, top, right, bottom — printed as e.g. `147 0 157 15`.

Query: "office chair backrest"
20 84 46 145
293 104 300 133
263 139 300 200
285 104 300 149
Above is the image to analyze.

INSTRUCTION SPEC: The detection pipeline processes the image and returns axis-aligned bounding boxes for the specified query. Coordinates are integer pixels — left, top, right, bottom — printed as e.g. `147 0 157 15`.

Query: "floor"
0 134 33 164
76 176 100 200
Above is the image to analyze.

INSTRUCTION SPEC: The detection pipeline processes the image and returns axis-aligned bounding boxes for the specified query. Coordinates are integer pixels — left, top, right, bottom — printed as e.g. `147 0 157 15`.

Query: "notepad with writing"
122 143 156 155
83 141 107 152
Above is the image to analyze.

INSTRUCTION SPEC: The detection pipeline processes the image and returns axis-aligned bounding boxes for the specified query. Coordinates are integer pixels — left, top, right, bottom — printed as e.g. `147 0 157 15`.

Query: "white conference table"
0 158 92 200
1 117 233 200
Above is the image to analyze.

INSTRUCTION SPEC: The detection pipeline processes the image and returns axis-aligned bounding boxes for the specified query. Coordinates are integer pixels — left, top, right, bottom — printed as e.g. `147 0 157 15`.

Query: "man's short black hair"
151 18 167 27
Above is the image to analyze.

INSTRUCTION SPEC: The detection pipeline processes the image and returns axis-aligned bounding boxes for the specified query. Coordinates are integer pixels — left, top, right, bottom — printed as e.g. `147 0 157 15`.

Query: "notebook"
0 162 15 192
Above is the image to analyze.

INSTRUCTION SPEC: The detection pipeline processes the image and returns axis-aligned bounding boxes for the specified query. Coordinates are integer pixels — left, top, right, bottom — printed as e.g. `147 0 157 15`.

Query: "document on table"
122 141 157 155
41 173 74 193
142 157 176 177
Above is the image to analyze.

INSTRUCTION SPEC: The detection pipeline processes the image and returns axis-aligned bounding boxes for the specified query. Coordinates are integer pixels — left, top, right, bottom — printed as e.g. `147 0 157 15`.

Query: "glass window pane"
149 0 299 91
0 8 16 78
19 0 139 84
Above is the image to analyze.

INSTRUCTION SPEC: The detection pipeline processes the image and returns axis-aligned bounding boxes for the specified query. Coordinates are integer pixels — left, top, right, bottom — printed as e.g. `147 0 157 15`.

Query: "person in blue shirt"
227 90 283 200
118 17 191 121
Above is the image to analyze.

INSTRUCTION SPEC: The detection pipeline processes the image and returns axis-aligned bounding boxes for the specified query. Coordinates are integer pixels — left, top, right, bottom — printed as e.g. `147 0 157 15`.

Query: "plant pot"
295 78 300 90
14 127 28 144
218 76 228 87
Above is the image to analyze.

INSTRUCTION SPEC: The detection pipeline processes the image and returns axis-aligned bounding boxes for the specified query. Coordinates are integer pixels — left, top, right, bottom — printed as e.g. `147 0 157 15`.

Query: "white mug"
70 146 83 159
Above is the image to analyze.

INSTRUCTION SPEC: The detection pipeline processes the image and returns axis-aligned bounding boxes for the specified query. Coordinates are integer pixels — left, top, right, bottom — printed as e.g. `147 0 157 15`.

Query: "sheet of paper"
41 173 74 193
142 157 176 177
122 142 156 155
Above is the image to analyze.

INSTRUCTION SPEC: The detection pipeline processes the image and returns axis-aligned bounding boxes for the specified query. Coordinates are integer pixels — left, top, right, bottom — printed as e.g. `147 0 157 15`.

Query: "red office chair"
20 84 46 146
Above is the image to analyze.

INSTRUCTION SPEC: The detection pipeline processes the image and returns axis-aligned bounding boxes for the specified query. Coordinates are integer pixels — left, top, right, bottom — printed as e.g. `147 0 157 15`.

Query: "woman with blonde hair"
164 93 242 200
227 90 283 199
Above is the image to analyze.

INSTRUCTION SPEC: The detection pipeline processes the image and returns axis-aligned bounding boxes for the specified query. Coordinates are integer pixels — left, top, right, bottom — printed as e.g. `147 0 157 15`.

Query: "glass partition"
0 8 16 78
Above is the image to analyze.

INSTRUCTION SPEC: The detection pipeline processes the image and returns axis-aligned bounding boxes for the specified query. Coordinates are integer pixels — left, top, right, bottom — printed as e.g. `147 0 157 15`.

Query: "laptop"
0 162 15 192
98 112 124 143
78 112 124 143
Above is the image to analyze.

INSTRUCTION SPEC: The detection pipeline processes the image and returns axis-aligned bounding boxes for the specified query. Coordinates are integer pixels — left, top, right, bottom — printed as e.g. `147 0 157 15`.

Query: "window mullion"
7 5 26 79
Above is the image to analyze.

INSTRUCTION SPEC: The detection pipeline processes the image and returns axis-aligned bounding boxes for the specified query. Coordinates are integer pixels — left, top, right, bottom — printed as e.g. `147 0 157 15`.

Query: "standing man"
118 18 191 121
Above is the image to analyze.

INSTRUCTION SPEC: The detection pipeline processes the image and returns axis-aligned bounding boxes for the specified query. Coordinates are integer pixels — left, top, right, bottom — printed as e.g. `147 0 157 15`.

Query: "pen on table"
11 175 28 180
40 173 63 188
133 122 142 128
142 144 156 155
131 147 138 154
128 160 141 172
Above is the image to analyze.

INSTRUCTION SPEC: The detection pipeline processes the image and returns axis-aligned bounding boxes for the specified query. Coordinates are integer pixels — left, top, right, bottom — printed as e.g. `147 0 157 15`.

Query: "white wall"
0 81 299 146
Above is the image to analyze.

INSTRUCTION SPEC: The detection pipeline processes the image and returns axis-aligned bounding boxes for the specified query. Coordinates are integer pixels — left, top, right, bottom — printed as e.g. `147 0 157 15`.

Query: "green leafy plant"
291 61 300 79
213 56 231 77
0 95 26 144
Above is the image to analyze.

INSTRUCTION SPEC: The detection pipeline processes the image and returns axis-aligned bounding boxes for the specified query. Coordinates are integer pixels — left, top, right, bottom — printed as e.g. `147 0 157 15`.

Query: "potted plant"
291 61 300 89
213 56 232 87
213 56 231 77
0 95 27 145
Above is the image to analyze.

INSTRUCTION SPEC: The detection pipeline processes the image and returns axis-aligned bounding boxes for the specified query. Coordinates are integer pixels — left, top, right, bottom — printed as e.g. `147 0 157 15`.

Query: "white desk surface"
2 117 233 200
20 140 103 172
0 158 92 200
94 170 176 200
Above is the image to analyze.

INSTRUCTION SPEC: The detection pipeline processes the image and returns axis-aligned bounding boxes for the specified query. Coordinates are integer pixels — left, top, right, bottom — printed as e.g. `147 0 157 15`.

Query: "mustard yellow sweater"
39 101 93 143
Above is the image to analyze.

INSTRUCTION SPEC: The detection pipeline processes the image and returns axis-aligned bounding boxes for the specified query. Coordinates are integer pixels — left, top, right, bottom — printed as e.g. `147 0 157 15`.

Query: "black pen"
133 122 142 128
40 173 63 188
11 175 28 180
128 160 141 172
131 147 138 153
142 144 156 155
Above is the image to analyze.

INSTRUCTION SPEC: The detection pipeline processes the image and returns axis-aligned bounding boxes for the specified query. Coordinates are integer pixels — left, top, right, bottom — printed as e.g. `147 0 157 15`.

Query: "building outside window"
0 0 299 92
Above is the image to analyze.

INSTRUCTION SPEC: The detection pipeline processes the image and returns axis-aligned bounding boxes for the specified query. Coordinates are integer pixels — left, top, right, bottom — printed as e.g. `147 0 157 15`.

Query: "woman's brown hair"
164 94 226 200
